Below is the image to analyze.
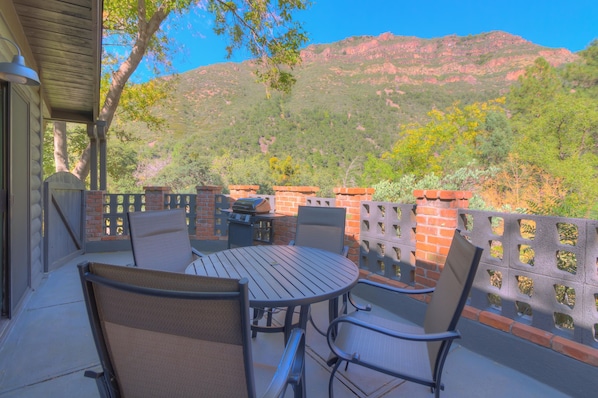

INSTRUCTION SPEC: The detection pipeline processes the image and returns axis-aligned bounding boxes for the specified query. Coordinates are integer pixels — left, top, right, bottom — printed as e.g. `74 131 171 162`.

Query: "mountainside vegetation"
44 31 598 218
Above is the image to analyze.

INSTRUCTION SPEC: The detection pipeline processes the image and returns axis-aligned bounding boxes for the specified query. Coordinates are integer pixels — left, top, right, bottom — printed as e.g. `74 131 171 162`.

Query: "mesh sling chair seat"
127 208 203 273
290 206 348 257
79 262 305 398
252 206 349 337
326 230 483 397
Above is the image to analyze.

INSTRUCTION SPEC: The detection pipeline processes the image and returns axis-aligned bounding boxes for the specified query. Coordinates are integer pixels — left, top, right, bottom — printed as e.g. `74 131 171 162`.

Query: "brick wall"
273 186 319 214
413 189 472 288
144 186 170 210
271 186 319 245
228 185 259 200
269 186 373 257
83 185 598 367
85 190 104 241
334 187 374 262
195 185 222 240
355 188 598 368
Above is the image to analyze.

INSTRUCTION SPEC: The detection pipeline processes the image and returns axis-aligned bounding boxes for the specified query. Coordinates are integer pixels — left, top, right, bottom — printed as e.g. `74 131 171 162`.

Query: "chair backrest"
294 206 347 255
128 208 194 273
423 231 482 373
79 261 255 398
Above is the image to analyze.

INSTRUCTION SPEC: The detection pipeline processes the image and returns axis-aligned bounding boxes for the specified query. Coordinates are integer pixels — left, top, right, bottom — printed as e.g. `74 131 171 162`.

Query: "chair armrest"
327 315 461 367
347 290 372 311
348 279 435 312
329 315 461 343
84 368 116 398
191 247 204 258
84 369 104 380
262 328 305 398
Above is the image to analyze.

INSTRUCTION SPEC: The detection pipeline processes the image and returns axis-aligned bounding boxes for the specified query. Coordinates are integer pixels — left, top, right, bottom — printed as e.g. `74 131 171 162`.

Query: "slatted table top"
185 245 359 308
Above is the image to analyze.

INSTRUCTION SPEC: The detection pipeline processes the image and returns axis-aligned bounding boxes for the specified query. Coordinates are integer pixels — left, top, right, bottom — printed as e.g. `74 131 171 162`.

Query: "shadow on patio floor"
0 251 569 397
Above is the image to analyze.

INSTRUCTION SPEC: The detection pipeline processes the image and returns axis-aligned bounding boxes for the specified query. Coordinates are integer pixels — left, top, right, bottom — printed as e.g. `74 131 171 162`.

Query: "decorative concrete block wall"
83 185 598 367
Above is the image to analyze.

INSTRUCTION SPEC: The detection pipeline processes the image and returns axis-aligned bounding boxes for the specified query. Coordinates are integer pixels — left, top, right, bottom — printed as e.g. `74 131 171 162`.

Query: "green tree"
508 56 598 218
478 111 512 166
360 154 397 186
53 0 309 185
515 94 598 217
383 100 504 177
212 153 274 193
106 141 141 192
562 39 598 99
43 124 90 178
269 155 300 185
508 57 563 122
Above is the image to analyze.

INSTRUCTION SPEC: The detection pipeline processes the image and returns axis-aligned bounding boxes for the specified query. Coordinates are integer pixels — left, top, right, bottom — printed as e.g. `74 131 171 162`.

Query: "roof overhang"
12 0 102 124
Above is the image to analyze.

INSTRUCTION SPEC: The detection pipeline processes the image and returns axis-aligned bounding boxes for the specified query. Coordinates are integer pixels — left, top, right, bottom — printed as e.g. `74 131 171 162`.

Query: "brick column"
144 186 170 211
413 190 471 288
273 186 319 215
271 186 319 245
228 185 259 200
335 187 375 263
195 185 222 240
85 190 104 242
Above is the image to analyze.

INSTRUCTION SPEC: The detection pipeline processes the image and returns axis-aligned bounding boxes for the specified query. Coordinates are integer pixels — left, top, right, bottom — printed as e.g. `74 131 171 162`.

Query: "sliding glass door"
0 83 6 317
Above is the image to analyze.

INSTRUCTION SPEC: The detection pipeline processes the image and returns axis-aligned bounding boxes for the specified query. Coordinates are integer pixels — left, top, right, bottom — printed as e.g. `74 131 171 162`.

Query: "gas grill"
227 197 276 248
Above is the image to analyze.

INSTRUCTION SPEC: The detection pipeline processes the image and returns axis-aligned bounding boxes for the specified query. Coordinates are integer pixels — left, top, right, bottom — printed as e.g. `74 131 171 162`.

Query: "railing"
94 189 598 352
359 201 417 285
214 194 230 236
306 197 336 207
102 193 197 236
459 210 598 349
164 193 197 235
103 193 144 236
358 202 598 349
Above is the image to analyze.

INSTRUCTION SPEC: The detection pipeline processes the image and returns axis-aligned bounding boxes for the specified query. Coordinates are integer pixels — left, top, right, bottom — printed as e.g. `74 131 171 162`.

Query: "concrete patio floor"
0 250 572 397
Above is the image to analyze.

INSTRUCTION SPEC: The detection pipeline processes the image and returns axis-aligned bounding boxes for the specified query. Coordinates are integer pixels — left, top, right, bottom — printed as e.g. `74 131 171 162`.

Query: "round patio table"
185 244 359 339
186 245 359 396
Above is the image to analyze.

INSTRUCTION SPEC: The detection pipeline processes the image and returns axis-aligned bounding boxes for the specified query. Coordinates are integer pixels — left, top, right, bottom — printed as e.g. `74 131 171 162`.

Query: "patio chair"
252 206 348 337
326 230 483 397
290 205 348 257
293 205 349 335
78 261 305 398
127 208 203 273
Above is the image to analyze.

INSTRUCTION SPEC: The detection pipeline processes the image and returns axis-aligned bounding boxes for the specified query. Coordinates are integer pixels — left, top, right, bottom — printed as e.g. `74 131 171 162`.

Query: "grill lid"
232 197 271 214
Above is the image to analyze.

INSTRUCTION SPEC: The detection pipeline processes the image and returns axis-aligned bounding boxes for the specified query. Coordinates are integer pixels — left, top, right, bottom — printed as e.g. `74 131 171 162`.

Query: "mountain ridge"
123 30 579 192
298 31 576 86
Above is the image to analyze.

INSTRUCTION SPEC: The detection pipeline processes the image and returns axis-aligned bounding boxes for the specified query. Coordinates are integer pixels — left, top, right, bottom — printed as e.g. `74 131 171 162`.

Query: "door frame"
0 83 6 318
4 85 31 319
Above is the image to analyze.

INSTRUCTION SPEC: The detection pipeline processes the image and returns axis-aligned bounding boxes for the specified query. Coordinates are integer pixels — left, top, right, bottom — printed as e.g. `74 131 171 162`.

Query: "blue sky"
142 0 597 79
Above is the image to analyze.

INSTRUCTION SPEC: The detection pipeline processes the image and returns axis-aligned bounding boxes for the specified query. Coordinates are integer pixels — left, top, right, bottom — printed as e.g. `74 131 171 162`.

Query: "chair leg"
252 307 265 338
308 310 327 336
283 305 296 344
328 359 343 398
309 297 342 337
266 307 273 326
292 373 305 398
